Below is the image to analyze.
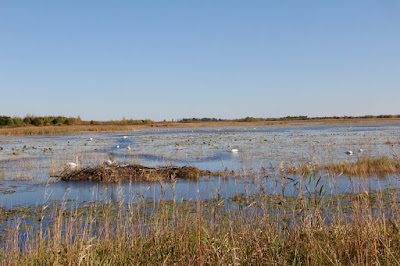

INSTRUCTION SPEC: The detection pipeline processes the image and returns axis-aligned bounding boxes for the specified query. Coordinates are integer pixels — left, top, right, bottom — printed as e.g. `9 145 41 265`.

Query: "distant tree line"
1 114 400 128
179 118 225 123
0 115 155 127
0 115 83 126
177 115 400 124
89 119 153 125
235 115 400 122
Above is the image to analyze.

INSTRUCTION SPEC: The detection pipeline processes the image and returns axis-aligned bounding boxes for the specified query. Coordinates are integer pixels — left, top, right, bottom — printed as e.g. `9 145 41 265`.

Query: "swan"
116 145 119 149
122 136 128 139
65 156 79 171
104 159 116 166
231 149 239 153
88 137 93 141
345 150 353 155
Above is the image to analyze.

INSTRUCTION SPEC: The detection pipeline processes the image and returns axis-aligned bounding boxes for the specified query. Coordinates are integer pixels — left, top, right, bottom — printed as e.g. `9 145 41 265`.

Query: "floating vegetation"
61 164 218 182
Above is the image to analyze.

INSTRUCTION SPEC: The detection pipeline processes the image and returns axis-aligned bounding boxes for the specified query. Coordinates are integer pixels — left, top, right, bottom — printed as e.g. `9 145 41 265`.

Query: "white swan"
104 159 116 166
65 156 79 171
88 137 93 141
122 136 128 139
231 149 239 153
116 145 119 149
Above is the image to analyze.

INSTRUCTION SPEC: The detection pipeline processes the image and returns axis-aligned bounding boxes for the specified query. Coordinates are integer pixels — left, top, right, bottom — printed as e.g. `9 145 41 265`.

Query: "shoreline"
1 117 400 136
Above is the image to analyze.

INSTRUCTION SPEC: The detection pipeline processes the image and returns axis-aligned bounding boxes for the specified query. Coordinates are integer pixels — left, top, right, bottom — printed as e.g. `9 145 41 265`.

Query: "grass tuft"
322 156 400 176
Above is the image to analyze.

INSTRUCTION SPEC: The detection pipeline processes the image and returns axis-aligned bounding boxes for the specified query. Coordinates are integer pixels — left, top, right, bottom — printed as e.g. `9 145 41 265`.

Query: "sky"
1 1 399 121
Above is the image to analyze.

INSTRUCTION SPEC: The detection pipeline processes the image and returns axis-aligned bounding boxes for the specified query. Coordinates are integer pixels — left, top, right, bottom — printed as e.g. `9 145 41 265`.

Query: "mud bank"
61 165 215 183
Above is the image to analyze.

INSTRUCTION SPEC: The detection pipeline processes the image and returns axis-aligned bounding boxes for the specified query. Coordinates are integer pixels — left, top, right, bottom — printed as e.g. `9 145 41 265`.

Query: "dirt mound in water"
61 165 213 183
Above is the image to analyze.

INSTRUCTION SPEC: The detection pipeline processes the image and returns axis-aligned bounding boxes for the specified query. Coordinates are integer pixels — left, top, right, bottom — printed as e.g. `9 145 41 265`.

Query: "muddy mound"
61 164 213 183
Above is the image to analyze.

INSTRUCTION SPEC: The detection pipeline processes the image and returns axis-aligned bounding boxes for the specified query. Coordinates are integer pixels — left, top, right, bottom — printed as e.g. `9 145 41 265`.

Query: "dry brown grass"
1 118 400 136
2 188 400 265
288 156 400 177
321 156 400 176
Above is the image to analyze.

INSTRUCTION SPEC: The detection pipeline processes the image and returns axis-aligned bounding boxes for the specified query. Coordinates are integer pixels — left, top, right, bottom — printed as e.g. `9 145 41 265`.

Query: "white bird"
126 145 131 150
359 148 364 153
345 150 353 155
122 136 128 139
231 149 239 153
65 156 79 171
116 145 119 149
88 137 93 141
104 159 116 166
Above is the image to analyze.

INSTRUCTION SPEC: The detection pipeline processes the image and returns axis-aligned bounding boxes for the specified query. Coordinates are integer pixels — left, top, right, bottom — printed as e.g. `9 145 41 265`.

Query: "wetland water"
1 124 400 209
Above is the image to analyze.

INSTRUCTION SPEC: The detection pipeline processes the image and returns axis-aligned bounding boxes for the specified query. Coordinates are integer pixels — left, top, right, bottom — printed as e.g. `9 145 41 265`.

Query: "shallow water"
1 124 400 208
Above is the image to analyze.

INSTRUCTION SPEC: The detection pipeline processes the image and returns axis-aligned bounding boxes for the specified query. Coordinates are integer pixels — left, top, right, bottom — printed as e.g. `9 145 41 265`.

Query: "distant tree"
12 117 23 125
52 117 64 125
32 117 44 126
23 116 33 125
0 116 14 126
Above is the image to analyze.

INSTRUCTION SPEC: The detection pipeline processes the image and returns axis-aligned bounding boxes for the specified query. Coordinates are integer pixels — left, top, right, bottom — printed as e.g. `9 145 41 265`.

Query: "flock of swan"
64 136 131 171
346 148 364 155
65 134 365 172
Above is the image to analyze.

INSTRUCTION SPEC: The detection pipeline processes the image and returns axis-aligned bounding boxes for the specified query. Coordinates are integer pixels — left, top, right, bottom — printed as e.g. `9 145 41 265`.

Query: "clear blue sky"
1 1 399 121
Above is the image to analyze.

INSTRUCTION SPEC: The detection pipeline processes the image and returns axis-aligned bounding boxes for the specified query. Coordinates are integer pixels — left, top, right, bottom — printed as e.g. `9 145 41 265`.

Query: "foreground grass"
2 188 400 265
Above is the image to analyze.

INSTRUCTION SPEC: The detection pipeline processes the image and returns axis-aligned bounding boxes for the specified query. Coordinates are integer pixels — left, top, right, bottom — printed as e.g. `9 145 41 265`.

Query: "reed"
2 184 400 265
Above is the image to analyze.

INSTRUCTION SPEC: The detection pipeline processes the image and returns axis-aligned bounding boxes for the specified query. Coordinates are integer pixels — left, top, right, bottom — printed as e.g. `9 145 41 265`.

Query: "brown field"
1 117 400 136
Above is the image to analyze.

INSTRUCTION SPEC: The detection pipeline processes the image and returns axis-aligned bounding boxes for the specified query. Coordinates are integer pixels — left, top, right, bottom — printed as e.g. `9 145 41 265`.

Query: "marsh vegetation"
287 155 400 177
1 123 400 264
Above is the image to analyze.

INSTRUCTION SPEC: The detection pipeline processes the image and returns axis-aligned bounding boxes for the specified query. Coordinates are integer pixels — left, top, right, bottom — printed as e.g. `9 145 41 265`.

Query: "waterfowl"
65 156 79 171
104 159 116 166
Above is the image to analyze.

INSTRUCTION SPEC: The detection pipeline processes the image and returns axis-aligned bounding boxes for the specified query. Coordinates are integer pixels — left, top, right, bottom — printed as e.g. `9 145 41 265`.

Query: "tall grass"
2 182 400 265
